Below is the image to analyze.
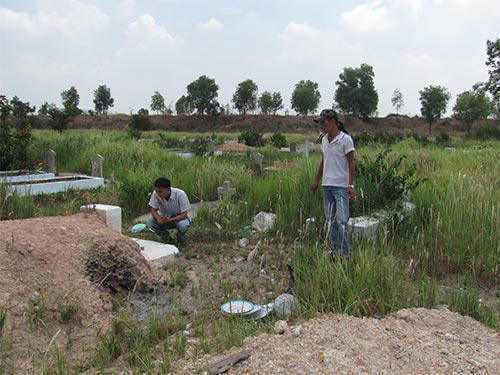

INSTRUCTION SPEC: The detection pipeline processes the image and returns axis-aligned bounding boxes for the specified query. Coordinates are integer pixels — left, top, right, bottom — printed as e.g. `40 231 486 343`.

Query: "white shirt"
148 187 191 218
321 132 355 187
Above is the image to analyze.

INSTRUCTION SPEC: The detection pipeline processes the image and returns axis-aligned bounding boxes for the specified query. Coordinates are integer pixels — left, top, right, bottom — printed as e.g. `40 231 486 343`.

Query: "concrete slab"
81 204 122 233
131 238 179 260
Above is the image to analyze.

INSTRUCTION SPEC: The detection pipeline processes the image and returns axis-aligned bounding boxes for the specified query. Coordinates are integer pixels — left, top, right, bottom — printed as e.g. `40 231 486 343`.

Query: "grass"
1 130 500 373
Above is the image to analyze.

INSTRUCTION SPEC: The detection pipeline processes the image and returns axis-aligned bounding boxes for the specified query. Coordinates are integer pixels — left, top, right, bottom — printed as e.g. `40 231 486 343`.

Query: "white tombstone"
91 154 104 178
45 149 56 174
348 216 380 241
80 204 122 233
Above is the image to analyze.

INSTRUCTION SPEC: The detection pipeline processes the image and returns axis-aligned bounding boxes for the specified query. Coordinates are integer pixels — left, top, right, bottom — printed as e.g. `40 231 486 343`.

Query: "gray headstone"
250 153 264 169
304 139 310 157
45 149 56 174
217 180 236 200
91 154 104 178
289 142 297 153
207 140 216 151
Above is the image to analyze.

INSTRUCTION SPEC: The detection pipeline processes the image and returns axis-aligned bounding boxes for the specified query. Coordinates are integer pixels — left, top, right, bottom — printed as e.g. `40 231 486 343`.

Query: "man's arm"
346 151 356 199
310 157 324 194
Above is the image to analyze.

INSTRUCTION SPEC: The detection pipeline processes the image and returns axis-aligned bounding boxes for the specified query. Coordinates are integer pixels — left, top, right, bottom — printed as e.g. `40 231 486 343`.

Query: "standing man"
147 177 191 245
310 109 355 259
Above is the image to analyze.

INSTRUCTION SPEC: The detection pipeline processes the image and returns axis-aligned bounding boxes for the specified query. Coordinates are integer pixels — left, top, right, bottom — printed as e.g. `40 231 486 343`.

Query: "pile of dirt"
1 214 500 374
0 213 161 374
215 142 255 152
175 308 500 374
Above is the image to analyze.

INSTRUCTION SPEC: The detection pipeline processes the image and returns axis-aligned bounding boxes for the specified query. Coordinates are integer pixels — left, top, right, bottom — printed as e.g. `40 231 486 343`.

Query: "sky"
1 0 499 117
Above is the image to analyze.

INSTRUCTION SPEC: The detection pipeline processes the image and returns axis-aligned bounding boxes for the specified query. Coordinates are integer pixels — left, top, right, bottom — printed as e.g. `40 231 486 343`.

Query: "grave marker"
250 152 264 171
91 154 104 178
45 149 56 174
217 180 236 200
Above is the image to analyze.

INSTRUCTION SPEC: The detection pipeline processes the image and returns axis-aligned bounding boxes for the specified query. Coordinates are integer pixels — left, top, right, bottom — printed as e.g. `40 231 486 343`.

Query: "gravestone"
217 180 236 200
207 140 216 151
250 152 264 171
304 139 310 157
91 154 104 178
289 143 297 153
45 149 56 174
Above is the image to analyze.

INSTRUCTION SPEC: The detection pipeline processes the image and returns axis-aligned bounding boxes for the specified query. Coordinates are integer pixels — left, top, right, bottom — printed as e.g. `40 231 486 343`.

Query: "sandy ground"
1 214 500 374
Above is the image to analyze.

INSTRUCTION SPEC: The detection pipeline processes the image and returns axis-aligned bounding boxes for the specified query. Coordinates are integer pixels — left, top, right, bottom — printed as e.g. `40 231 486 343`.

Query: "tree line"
3 38 500 134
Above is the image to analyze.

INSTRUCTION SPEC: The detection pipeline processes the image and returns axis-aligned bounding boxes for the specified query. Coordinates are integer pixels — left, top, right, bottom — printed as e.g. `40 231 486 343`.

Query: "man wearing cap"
147 177 191 245
310 109 355 259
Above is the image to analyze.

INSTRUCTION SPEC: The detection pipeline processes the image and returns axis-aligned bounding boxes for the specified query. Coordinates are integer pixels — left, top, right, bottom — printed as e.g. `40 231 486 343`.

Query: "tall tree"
291 80 321 115
186 75 219 115
453 87 493 132
150 91 167 114
232 79 258 115
485 38 500 100
175 95 193 115
271 92 284 115
334 63 378 118
258 91 273 115
93 85 114 115
9 96 36 124
391 89 404 114
419 85 451 135
61 86 80 109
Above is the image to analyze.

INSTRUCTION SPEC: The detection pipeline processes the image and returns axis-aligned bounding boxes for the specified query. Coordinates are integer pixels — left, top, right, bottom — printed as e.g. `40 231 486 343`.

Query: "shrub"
0 95 36 171
128 108 152 131
238 128 263 147
270 131 288 148
434 132 451 146
470 122 500 140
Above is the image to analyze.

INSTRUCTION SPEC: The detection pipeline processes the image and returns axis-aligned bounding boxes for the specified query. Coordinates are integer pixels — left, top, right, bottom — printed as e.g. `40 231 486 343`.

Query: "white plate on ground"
221 300 254 316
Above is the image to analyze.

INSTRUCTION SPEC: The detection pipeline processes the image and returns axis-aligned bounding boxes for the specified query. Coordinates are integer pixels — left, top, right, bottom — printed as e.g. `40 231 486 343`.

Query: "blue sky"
1 0 498 116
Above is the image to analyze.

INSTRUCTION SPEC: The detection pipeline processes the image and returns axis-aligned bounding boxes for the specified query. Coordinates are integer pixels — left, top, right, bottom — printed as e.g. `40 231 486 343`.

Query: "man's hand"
347 186 356 200
157 216 169 224
310 182 319 194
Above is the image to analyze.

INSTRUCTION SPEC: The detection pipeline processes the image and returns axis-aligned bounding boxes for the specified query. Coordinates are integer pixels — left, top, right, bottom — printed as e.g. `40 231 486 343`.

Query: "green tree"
419 85 451 135
271 92 284 115
93 85 114 115
258 91 273 115
291 80 321 115
150 91 167 114
175 95 193 115
129 108 152 131
453 87 493 132
10 96 36 125
38 101 56 115
48 107 74 133
61 86 81 116
485 38 500 100
334 63 378 118
232 79 258 115
391 89 404 114
186 75 219 115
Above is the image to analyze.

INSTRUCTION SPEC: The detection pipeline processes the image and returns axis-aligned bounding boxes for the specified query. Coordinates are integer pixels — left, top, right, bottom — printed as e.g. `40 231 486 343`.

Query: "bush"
129 108 152 131
470 122 500 140
270 131 287 148
434 132 451 146
238 128 263 147
0 95 36 170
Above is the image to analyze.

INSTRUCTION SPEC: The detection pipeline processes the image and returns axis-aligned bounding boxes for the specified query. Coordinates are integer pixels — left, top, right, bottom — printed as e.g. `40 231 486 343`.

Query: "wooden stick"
207 349 251 375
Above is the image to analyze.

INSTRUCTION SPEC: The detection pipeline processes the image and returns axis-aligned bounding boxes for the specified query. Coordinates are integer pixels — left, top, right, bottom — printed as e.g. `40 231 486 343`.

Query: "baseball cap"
314 109 339 123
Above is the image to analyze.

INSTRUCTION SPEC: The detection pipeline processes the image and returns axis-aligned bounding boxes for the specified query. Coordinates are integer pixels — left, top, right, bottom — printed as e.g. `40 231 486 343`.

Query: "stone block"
80 204 122 233
349 216 380 241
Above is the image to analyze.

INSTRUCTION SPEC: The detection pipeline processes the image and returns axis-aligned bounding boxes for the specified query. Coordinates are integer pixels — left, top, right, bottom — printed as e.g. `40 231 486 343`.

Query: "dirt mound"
85 238 156 295
215 142 255 152
175 308 500 374
0 213 160 374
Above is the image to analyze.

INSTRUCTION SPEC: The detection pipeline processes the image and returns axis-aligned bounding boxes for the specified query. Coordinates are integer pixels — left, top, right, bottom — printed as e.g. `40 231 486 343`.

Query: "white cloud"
127 14 177 46
340 1 396 33
0 0 109 37
197 18 224 31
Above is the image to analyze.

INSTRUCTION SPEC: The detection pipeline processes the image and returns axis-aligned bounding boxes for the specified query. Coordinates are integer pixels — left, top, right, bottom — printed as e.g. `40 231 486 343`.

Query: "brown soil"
34 113 482 136
1 214 500 374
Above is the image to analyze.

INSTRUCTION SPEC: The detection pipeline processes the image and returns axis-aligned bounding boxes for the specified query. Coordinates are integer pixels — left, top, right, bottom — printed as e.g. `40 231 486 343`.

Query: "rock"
238 238 249 248
274 320 289 334
274 293 300 318
252 211 277 232
291 325 303 337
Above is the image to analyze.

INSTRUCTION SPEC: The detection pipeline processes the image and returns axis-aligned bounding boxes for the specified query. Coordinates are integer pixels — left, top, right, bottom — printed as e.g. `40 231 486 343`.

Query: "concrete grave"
349 216 380 241
131 238 179 261
217 180 236 200
91 154 104 178
45 149 56 173
80 204 122 233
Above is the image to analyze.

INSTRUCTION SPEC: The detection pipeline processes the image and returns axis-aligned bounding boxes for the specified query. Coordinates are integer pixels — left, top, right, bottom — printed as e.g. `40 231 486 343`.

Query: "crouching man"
147 177 191 245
